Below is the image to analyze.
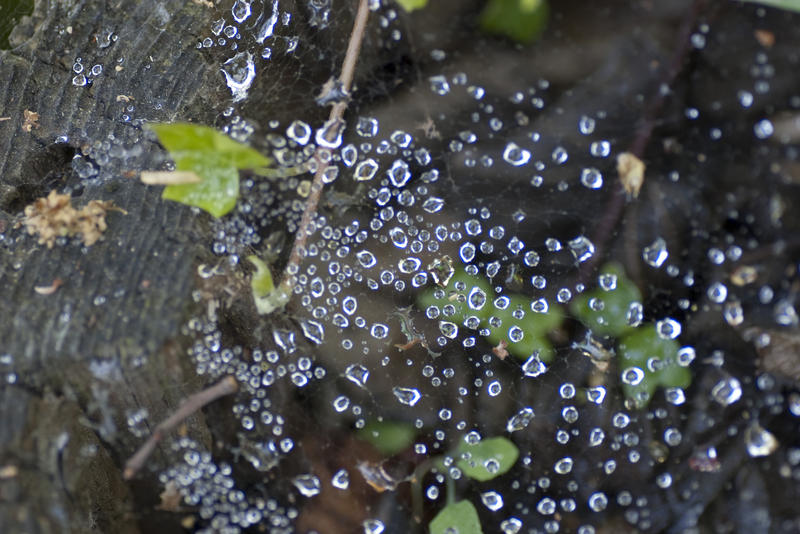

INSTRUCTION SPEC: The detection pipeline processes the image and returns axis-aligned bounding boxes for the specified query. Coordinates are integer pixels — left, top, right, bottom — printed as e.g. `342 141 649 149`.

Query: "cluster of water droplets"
146 3 800 532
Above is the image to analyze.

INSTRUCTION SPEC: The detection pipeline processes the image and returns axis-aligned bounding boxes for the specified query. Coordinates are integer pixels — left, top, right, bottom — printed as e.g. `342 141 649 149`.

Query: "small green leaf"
147 123 271 169
247 256 291 315
483 294 563 362
429 500 483 534
570 262 642 338
357 420 416 456
456 436 519 481
396 0 428 12
738 0 800 13
618 325 691 408
480 0 549 44
147 123 271 217
162 163 239 218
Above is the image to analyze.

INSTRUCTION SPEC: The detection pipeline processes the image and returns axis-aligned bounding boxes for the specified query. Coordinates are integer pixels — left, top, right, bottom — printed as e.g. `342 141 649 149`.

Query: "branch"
123 376 238 479
279 0 370 291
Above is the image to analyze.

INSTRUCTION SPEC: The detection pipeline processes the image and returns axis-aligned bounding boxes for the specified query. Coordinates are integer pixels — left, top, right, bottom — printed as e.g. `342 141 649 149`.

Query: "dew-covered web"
121 1 800 533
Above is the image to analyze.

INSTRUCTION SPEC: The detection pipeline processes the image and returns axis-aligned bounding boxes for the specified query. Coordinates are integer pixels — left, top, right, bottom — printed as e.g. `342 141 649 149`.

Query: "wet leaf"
147 123 271 217
247 256 290 315
480 0 549 44
457 436 519 481
429 500 483 534
357 420 416 456
396 0 428 12
618 325 691 408
570 263 642 338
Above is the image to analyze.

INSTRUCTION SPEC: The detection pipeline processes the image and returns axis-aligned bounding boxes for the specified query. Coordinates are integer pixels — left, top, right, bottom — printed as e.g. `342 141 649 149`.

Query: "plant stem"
280 0 370 290
123 376 238 479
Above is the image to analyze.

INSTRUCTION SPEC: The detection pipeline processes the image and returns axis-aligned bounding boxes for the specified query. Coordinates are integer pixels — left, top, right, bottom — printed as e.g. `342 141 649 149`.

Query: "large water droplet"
393 387 421 406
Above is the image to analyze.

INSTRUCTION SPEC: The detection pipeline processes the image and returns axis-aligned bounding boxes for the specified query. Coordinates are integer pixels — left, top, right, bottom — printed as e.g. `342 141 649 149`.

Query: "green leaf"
147 123 271 169
396 0 428 12
429 500 483 534
162 162 239 218
147 123 271 217
456 436 519 481
618 325 691 408
483 294 563 362
247 256 291 315
570 262 642 338
738 0 800 13
480 0 549 44
357 420 416 456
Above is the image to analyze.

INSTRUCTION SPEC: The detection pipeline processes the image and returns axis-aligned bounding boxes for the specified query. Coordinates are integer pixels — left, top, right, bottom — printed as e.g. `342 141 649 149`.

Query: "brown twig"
279 0 370 290
123 376 238 479
580 0 706 282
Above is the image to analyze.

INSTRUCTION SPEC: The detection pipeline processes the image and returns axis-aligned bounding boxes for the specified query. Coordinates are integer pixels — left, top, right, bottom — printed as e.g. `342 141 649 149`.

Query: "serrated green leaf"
480 0 549 44
397 0 428 12
430 500 483 534
357 420 416 456
570 262 642 338
456 436 519 481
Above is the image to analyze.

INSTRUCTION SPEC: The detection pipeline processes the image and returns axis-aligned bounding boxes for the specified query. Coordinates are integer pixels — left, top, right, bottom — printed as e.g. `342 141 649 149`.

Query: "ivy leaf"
480 0 549 44
429 500 483 534
456 436 519 481
483 294 563 362
396 0 428 12
147 123 271 217
357 420 416 456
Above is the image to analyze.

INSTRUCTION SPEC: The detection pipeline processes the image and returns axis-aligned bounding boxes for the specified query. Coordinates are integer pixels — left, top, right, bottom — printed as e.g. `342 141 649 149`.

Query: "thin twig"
123 376 238 479
580 0 706 281
279 0 370 290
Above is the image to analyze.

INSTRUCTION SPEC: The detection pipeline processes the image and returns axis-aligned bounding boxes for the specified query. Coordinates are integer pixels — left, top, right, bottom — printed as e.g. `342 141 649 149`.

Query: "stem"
123 376 238 479
280 0 370 290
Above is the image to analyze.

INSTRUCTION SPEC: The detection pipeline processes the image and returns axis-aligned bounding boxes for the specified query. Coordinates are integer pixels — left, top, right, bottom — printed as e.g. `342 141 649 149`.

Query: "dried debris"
23 190 126 248
22 109 39 132
617 152 645 198
34 278 64 295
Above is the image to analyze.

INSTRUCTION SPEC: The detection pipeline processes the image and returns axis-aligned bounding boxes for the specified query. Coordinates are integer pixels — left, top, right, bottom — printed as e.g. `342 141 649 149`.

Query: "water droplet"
387 159 411 187
643 237 668 268
231 0 252 22
522 354 547 377
428 75 450 95
507 407 535 432
422 196 444 213
221 51 256 102
711 376 742 406
363 519 385 534
502 142 531 166
554 457 573 474
300 319 325 344
754 118 774 139
481 490 504 511
621 366 644 386
287 120 312 145
345 364 369 388
568 235 595 263
332 469 349 489
357 250 377 268
292 474 321 497
580 167 603 189
393 387 421 406
578 115 596 135
588 492 607 512
656 318 681 339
